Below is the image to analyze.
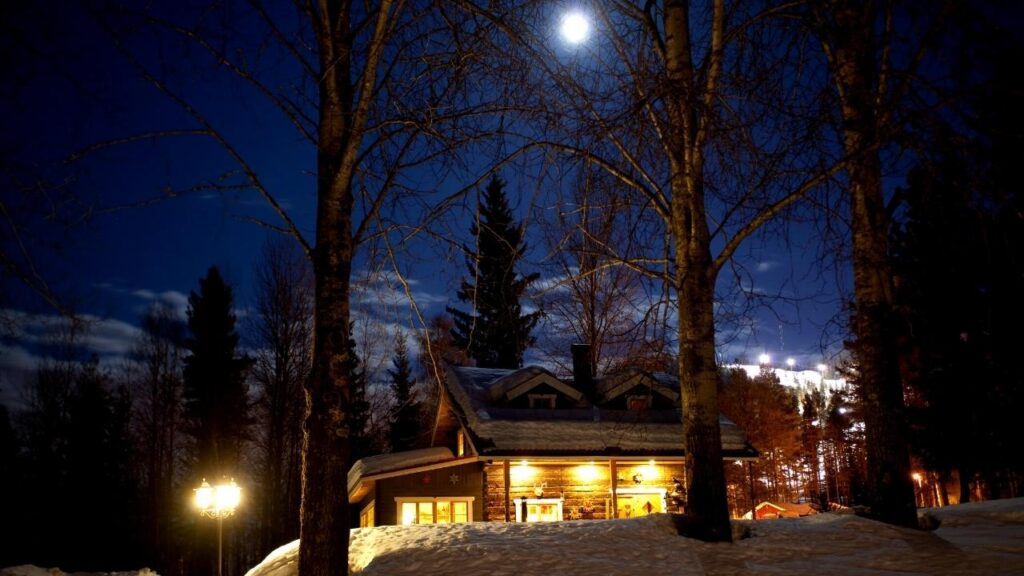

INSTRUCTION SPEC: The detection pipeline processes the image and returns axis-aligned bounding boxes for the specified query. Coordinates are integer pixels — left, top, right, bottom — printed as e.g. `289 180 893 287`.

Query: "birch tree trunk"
665 0 732 542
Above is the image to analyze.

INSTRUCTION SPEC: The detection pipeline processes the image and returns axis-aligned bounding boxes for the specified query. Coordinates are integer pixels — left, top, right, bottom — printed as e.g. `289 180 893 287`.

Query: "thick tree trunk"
300 2 358 574
663 0 731 542
675 233 730 541
824 0 917 528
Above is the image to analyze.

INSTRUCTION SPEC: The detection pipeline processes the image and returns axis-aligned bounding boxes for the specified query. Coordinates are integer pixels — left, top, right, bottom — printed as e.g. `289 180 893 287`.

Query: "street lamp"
195 478 242 576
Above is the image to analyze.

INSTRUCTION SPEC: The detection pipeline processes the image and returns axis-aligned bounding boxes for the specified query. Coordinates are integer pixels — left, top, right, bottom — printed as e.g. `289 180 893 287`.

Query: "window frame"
394 496 475 525
359 501 375 528
513 497 564 522
614 487 667 518
626 394 651 411
528 393 557 409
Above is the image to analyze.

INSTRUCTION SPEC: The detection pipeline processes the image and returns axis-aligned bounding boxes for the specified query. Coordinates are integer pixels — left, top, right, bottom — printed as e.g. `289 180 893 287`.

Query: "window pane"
401 502 417 525
453 501 468 523
436 501 452 524
418 502 434 525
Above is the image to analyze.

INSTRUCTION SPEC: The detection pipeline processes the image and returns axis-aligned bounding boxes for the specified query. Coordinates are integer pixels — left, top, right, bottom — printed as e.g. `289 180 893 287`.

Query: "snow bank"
0 568 157 576
243 498 1024 576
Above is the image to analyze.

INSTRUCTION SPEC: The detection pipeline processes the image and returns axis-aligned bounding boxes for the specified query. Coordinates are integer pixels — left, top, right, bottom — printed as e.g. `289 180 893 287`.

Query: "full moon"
561 12 590 44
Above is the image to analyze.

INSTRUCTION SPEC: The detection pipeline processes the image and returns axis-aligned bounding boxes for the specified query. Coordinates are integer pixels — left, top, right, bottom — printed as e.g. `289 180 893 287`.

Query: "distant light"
838 407 849 414
786 358 796 368
758 353 771 365
561 12 590 44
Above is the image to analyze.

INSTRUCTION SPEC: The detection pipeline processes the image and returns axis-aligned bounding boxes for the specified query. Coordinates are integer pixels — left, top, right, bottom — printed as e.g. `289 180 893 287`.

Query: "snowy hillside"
248 498 1024 576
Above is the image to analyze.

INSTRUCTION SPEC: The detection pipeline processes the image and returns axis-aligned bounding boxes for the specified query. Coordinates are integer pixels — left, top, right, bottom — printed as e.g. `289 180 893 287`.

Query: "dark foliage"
183 267 252 479
893 133 1024 501
347 323 372 462
388 333 421 452
448 176 541 369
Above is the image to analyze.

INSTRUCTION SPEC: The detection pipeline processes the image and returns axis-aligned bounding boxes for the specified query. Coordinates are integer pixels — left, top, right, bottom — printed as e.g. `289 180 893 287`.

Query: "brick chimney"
571 343 594 400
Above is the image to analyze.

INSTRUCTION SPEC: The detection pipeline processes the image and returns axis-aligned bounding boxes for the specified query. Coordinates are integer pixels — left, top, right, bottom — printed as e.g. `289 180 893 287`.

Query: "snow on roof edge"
347 447 454 493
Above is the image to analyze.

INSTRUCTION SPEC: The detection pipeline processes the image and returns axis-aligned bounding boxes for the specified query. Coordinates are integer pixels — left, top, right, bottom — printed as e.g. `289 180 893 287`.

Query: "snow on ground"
246 498 1024 576
0 568 156 576
9 499 1021 576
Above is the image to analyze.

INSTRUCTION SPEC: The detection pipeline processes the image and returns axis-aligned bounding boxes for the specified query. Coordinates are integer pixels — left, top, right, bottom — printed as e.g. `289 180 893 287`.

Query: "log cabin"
348 345 758 527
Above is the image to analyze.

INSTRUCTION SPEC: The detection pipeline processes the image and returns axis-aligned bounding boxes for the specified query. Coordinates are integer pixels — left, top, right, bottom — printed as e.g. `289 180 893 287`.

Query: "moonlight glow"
561 13 590 44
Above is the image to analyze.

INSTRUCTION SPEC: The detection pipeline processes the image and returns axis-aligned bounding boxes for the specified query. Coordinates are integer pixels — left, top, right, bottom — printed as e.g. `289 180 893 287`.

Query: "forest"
1 1 1022 575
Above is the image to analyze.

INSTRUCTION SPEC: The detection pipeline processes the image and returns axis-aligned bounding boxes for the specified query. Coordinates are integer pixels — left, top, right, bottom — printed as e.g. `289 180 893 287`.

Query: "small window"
514 498 563 522
528 393 557 409
396 497 475 525
359 502 375 528
457 430 465 456
627 395 650 411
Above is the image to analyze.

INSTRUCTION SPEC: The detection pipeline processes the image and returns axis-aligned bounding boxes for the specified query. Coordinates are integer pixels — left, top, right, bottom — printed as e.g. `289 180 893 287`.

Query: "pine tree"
388 332 420 452
346 324 371 461
448 176 541 368
183 267 252 479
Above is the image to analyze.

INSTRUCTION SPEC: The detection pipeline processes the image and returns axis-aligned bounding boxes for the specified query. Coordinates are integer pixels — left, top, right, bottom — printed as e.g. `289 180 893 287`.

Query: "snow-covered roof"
347 447 454 493
445 366 754 456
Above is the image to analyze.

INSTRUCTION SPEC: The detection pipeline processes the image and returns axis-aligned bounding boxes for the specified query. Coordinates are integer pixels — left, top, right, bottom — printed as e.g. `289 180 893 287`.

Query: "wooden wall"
366 461 485 526
483 460 687 522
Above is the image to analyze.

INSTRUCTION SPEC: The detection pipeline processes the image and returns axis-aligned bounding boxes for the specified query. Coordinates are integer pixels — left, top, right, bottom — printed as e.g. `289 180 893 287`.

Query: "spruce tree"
388 332 420 452
448 176 541 368
183 267 252 479
346 324 371 461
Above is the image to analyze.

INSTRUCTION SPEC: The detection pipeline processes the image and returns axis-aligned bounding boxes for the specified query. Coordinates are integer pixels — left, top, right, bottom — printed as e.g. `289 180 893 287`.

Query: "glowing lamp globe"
194 478 241 518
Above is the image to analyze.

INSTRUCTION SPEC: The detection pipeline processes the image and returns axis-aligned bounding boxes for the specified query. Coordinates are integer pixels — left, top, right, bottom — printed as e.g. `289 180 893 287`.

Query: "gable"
487 368 584 404
599 371 679 404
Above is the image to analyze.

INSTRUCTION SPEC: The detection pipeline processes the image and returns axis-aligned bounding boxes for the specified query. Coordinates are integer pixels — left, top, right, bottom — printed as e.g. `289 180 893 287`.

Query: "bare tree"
805 0 951 527
536 169 672 375
77 1 494 571
476 0 842 540
250 239 313 555
130 303 186 570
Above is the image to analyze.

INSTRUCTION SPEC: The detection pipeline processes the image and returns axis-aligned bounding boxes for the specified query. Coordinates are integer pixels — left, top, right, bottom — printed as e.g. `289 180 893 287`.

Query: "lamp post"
195 478 242 576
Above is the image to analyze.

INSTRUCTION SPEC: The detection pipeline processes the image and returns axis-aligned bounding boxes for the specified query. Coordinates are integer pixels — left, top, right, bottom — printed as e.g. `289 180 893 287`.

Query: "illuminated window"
627 395 650 410
528 394 556 409
457 430 465 456
514 498 563 522
395 497 475 525
615 489 666 518
359 502 375 527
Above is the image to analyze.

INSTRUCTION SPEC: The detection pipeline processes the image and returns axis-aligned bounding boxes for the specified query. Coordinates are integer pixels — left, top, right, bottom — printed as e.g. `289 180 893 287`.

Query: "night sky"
1 1 853 407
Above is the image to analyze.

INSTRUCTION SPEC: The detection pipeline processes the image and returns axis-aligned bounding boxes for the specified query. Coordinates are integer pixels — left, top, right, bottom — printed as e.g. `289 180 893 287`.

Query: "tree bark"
663 0 732 542
819 0 917 528
300 2 358 574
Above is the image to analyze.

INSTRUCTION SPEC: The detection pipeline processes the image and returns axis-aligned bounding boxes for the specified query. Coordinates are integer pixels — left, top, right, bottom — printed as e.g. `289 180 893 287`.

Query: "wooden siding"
371 461 485 526
431 391 462 451
484 461 687 522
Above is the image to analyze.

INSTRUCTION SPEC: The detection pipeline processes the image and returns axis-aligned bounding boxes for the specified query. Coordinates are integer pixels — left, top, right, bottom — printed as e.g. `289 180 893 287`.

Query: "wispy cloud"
1 308 144 357
351 269 448 309
756 261 778 273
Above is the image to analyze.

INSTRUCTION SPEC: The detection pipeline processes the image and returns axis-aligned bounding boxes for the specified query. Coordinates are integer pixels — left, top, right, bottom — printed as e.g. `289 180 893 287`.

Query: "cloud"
756 261 778 273
129 289 190 318
351 270 448 309
0 308 144 357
